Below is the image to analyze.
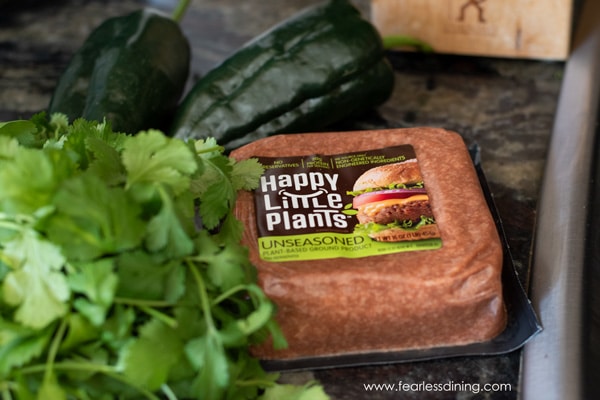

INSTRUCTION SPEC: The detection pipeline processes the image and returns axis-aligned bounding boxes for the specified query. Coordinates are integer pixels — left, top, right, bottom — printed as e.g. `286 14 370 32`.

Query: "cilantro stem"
210 284 249 306
17 361 116 376
43 318 68 385
0 217 31 232
235 378 277 388
100 371 162 400
1 384 16 400
195 144 224 155
160 384 178 400
16 362 160 400
188 261 215 331
0 221 20 231
138 305 178 329
113 297 192 308
0 212 35 224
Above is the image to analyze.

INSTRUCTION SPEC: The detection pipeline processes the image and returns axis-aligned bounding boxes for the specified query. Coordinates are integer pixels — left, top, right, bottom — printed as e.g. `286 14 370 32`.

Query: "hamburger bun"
353 158 422 191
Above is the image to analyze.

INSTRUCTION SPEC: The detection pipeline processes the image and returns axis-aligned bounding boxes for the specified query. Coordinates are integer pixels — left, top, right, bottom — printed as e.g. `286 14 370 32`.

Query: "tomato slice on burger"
352 188 427 208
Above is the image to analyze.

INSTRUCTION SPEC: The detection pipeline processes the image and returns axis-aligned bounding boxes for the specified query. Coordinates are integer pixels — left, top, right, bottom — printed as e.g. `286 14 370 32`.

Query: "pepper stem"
382 35 434 53
172 0 192 23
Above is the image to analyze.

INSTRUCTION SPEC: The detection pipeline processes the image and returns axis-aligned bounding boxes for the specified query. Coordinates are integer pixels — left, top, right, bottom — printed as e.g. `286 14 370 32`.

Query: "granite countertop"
0 0 564 398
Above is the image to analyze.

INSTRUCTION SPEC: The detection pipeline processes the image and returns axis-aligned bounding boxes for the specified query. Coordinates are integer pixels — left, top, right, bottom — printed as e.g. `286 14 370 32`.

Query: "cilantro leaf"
44 174 146 260
260 381 330 400
224 354 280 400
231 158 264 190
212 211 245 245
0 115 328 399
67 258 118 325
0 120 37 146
0 147 74 216
122 130 197 196
186 332 230 399
118 318 184 391
145 187 195 258
59 117 126 160
83 136 127 186
99 304 136 349
0 319 54 375
1 228 69 328
204 242 250 291
194 137 224 159
116 251 185 303
191 153 236 230
37 372 67 400
0 136 20 161
199 161 236 229
58 313 99 351
199 182 235 231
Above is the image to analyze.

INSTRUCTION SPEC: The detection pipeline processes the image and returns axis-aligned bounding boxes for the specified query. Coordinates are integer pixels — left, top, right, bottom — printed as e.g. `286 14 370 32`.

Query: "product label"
253 145 442 262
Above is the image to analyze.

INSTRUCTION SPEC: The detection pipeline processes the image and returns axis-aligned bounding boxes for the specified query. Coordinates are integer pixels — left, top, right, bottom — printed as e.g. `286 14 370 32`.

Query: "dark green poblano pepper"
169 0 395 151
48 8 190 133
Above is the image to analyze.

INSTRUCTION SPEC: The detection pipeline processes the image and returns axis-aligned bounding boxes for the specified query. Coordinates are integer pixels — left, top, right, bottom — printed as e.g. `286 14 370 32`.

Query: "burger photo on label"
349 159 441 242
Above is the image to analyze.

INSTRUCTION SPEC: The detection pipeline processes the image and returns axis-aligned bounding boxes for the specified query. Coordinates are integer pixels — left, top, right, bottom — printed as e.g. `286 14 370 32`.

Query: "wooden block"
371 0 574 60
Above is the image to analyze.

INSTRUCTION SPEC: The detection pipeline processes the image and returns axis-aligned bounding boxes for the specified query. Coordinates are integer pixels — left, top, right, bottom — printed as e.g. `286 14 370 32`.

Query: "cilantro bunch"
0 114 328 400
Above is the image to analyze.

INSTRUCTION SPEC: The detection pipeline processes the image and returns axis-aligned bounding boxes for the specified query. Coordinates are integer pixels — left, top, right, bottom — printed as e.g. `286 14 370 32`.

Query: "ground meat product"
231 127 507 360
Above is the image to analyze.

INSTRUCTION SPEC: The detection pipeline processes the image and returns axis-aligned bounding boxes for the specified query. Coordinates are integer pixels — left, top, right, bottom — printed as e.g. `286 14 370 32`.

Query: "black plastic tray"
262 144 541 372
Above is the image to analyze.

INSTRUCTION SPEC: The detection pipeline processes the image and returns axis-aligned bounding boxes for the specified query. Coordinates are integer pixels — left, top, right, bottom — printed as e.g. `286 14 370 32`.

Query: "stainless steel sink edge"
521 2 600 399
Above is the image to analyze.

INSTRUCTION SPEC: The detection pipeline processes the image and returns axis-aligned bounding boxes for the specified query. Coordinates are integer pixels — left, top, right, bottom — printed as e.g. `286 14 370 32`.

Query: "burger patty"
357 199 433 225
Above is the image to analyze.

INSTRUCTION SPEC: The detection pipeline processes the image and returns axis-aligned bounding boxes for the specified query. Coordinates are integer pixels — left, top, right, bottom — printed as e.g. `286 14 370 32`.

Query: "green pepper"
170 0 394 150
48 8 190 134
